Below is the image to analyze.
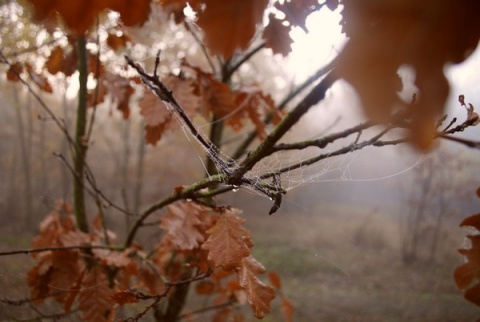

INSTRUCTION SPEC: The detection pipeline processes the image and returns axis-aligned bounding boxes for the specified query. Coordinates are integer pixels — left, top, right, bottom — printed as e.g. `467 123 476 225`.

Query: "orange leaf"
139 90 171 126
64 268 86 312
268 271 282 290
280 297 294 322
110 0 151 27
78 266 115 322
46 46 65 75
139 75 200 145
195 280 215 295
460 213 480 230
27 252 53 304
231 90 280 138
212 307 233 322
26 63 53 93
50 250 83 304
6 63 23 82
455 211 480 306
274 0 319 33
106 32 130 51
237 256 276 319
202 78 237 118
263 14 293 57
137 263 166 295
160 201 206 250
145 123 169 145
111 290 139 305
26 0 151 35
195 0 269 59
202 208 252 270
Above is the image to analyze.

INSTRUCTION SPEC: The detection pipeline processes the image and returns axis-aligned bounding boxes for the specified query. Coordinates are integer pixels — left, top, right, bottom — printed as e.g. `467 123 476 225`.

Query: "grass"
244 203 480 322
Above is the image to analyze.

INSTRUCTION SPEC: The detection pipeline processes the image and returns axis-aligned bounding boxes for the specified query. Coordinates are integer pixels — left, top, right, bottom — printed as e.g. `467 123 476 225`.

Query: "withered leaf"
78 266 115 322
263 14 293 57
237 256 276 319
160 201 206 251
202 208 252 270
111 290 139 305
195 0 269 59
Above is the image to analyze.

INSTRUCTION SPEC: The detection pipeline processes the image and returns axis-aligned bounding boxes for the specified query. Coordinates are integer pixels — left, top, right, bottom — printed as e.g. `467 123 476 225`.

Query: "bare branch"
0 244 124 256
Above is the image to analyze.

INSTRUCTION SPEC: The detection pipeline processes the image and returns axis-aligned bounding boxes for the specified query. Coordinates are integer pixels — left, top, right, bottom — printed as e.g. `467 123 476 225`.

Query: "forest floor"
0 203 478 321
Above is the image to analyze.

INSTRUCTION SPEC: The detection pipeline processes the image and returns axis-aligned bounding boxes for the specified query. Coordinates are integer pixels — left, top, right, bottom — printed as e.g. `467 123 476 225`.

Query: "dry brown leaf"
455 212 480 306
106 32 130 51
263 14 293 57
195 280 215 295
6 63 23 82
26 63 53 93
78 266 115 322
212 307 233 322
27 252 53 304
280 297 294 322
202 208 252 270
195 0 269 59
50 250 82 304
231 90 280 138
337 0 480 150
64 268 86 312
139 74 199 145
268 271 282 290
137 263 166 295
274 0 319 33
160 202 206 250
111 290 139 305
45 46 64 75
26 0 151 35
237 256 275 319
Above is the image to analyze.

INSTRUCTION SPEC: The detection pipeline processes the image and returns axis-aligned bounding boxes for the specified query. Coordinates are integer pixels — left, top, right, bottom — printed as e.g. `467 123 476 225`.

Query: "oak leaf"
455 213 480 306
6 63 23 82
198 75 237 120
27 252 53 304
49 250 83 304
137 263 166 295
195 0 269 59
160 202 206 250
280 297 294 322
268 271 282 290
232 90 281 139
274 0 320 33
78 266 115 322
336 0 480 150
202 208 252 270
26 63 53 93
237 256 276 319
263 14 293 57
45 46 64 75
195 280 215 295
111 290 139 305
106 32 130 51
26 0 151 35
139 74 199 144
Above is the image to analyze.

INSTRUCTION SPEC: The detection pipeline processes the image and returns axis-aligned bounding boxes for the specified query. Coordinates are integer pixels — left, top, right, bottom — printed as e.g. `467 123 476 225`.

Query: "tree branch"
0 244 124 256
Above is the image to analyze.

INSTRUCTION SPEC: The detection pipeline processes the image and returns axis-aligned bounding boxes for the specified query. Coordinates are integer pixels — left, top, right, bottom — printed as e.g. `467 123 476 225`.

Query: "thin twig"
0 244 124 256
